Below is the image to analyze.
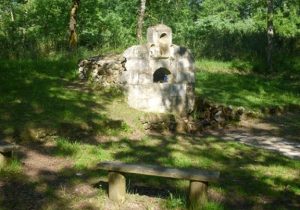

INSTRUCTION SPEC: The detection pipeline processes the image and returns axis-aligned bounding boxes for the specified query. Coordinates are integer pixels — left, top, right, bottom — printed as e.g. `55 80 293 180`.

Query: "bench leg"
188 181 207 209
0 153 6 167
108 172 126 203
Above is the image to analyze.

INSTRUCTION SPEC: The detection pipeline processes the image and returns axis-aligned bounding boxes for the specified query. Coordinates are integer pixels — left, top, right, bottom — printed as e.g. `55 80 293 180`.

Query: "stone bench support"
108 172 126 202
189 180 208 209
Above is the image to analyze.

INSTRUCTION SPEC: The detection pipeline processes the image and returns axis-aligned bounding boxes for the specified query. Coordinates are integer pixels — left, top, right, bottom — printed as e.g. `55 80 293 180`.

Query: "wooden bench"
98 161 220 208
0 142 19 166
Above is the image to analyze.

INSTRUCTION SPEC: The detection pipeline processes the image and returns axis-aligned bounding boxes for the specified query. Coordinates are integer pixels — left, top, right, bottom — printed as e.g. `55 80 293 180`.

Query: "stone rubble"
139 97 245 133
78 54 126 87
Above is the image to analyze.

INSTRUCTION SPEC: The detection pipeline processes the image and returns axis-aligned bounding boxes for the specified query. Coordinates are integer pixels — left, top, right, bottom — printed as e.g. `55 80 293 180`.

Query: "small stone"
143 123 151 130
214 110 224 123
236 107 245 115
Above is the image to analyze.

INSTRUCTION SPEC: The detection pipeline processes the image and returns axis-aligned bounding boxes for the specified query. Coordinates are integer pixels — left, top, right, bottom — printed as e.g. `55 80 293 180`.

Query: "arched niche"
153 67 171 83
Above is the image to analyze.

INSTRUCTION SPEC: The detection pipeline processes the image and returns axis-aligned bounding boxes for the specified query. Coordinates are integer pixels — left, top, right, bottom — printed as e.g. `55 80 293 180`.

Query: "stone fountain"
122 24 195 114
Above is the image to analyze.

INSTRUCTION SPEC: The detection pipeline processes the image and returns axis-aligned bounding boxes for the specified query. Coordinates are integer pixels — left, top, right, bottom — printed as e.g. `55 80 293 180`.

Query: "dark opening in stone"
153 68 171 83
159 33 168 45
160 33 167 38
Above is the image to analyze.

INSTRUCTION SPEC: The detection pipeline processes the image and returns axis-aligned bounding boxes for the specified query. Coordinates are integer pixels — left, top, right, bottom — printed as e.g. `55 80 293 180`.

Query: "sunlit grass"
196 59 300 110
54 137 112 170
0 156 22 177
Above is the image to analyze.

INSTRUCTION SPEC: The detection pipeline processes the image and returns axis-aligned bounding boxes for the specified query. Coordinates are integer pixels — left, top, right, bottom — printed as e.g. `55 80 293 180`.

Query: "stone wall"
127 83 194 113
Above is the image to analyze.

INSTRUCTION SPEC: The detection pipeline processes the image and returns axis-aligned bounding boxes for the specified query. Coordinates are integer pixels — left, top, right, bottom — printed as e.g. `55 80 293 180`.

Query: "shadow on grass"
0 59 126 145
0 154 107 210
1 121 299 209
0 58 299 210
0 58 128 209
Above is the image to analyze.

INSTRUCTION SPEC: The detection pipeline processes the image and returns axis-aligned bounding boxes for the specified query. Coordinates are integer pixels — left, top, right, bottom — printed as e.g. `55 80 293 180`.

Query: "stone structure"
122 24 195 114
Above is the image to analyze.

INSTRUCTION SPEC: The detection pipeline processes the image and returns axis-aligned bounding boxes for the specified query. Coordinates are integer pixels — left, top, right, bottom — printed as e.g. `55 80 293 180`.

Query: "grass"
0 156 22 177
0 57 299 209
0 58 132 144
196 59 300 111
54 137 113 170
21 134 300 209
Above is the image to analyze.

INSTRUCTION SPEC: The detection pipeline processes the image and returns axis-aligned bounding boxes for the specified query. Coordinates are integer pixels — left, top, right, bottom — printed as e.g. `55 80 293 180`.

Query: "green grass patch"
54 137 112 170
196 59 300 110
202 202 225 210
0 156 22 177
164 192 186 209
0 58 131 144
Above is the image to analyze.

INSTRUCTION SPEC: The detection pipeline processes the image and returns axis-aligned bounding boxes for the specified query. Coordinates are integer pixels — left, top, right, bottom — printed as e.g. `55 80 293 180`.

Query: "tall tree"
137 0 146 43
267 0 274 72
10 2 14 22
69 0 80 49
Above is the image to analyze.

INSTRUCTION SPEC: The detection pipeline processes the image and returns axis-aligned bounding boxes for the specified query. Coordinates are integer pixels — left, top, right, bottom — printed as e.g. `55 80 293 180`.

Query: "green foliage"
202 201 225 210
164 192 186 209
0 0 299 70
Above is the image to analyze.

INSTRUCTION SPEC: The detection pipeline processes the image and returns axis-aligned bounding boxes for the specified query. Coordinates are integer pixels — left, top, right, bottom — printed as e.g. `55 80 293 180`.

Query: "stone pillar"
188 181 208 209
0 153 6 167
108 172 126 203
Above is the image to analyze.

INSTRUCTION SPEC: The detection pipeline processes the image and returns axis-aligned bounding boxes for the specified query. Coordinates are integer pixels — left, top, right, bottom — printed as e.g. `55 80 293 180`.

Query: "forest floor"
0 58 299 210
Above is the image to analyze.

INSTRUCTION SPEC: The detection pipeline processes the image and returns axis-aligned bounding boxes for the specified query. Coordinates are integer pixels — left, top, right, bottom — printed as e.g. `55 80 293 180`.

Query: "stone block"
108 172 126 203
188 181 208 209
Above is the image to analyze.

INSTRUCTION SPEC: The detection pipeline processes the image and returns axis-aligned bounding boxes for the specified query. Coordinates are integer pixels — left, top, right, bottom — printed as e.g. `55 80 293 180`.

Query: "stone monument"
122 24 195 114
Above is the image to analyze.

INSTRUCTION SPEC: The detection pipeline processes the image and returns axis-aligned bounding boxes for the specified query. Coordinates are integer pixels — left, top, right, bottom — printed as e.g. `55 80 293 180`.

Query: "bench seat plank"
0 144 19 153
98 161 220 182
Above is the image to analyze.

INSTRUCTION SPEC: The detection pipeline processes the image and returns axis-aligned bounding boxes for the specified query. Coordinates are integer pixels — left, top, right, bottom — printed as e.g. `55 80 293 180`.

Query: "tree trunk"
69 0 80 50
10 5 15 22
267 0 274 72
137 0 146 43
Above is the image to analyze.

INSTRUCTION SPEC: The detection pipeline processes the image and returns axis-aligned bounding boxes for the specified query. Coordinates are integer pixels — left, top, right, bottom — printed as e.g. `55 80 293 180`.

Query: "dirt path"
21 142 73 179
223 130 300 160
212 115 300 160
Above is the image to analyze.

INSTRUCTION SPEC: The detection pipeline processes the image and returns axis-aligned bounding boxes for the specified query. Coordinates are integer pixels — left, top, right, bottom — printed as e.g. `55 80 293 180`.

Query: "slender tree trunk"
137 0 146 43
69 0 80 50
10 5 14 22
10 8 15 22
267 0 274 72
